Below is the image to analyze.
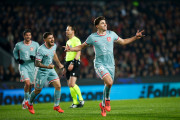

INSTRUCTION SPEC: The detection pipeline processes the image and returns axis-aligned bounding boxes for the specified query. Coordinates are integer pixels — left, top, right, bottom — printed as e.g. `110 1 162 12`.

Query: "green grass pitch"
0 97 180 120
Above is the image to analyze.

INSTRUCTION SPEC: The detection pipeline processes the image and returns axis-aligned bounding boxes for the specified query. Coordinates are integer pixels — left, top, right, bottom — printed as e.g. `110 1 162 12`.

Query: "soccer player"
65 25 84 108
64 16 145 117
13 29 39 109
25 32 64 114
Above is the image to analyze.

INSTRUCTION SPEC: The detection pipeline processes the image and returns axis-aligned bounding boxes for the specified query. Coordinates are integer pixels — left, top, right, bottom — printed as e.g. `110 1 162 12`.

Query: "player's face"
24 32 32 42
66 26 74 38
45 35 54 47
97 20 107 31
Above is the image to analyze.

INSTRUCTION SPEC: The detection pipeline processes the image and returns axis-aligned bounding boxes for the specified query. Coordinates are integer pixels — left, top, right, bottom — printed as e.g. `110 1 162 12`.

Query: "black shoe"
70 104 78 108
77 100 85 108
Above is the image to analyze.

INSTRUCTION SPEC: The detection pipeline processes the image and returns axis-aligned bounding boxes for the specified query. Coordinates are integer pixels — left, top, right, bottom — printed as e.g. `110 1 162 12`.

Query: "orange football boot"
54 106 64 113
99 102 106 117
25 101 35 114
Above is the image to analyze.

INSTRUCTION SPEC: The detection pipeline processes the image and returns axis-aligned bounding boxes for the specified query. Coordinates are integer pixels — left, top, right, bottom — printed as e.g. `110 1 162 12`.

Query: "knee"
68 83 75 87
55 85 61 91
34 89 41 94
107 80 113 86
25 82 31 88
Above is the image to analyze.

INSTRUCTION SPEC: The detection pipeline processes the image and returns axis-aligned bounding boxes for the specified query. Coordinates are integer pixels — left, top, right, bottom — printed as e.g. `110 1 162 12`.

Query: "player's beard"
49 41 54 46
24 37 31 43
46 41 54 48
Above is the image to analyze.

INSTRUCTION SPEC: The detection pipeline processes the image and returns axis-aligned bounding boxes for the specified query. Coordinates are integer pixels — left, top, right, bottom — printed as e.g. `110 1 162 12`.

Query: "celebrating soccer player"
25 32 64 114
65 25 84 108
64 16 145 117
13 29 39 109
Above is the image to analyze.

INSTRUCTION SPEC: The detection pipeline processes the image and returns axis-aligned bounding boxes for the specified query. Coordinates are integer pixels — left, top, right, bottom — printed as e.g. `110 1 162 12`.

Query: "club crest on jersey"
30 47 34 51
107 37 111 42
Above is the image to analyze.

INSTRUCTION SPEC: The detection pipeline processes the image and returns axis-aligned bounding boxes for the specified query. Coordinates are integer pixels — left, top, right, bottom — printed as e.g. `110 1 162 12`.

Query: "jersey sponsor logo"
107 37 111 42
30 47 34 51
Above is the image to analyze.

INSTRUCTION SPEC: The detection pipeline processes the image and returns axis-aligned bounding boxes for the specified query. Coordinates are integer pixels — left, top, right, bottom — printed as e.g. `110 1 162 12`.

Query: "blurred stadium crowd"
0 1 179 83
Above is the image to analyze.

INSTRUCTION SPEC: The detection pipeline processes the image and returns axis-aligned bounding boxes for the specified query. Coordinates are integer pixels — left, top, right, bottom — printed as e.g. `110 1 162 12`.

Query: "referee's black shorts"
65 60 80 80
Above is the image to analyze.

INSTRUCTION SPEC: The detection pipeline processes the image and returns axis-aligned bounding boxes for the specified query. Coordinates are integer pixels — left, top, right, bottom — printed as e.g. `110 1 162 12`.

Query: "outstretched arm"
63 43 87 52
117 30 145 45
53 52 64 69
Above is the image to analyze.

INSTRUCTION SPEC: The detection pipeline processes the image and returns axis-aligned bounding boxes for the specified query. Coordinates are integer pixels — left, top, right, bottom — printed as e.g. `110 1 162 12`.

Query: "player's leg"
69 61 84 107
26 88 42 114
69 76 84 107
102 74 113 106
67 79 78 108
103 75 113 112
104 68 115 112
95 65 112 117
22 79 31 109
98 74 113 117
19 67 31 109
26 70 46 114
66 64 79 108
49 69 64 113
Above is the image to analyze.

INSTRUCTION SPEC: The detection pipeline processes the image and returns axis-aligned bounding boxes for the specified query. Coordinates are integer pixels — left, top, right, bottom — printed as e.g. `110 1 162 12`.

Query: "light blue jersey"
13 40 39 83
84 30 120 80
36 43 57 71
35 43 59 88
13 40 39 71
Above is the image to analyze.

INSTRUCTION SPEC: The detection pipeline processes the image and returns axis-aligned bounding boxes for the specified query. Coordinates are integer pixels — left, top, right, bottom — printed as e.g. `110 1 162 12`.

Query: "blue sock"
105 85 111 100
54 90 61 107
102 86 106 106
29 90 38 105
24 92 29 101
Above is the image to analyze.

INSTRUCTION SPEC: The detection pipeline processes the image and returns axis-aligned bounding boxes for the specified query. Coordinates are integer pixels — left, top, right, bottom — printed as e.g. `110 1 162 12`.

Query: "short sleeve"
75 39 81 46
84 35 93 45
36 43 40 52
36 48 44 61
111 31 120 42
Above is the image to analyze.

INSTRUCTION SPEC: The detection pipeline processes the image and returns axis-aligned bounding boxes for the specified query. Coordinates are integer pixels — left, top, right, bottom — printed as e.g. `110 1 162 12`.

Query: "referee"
65 25 84 108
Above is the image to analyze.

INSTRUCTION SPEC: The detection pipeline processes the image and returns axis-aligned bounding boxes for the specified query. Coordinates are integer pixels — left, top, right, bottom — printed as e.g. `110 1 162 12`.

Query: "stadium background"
0 0 179 105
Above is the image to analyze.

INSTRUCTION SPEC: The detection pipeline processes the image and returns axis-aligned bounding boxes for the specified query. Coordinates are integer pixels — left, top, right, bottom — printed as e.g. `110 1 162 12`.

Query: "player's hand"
59 64 64 69
135 30 145 39
68 63 74 71
16 59 25 64
47 64 54 69
63 44 71 52
30 55 35 60
62 68 66 76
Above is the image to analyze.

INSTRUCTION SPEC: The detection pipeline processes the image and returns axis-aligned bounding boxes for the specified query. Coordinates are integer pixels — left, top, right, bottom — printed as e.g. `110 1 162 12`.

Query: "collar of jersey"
23 40 32 46
97 31 106 36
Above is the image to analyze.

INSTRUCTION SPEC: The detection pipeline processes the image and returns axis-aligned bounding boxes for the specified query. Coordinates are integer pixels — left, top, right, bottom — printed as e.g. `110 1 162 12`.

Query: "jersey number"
25 51 29 59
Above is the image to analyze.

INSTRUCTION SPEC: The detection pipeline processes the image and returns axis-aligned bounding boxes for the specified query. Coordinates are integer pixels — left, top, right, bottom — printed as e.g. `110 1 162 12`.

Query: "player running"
64 16 145 117
25 32 64 114
13 29 39 109
65 25 84 108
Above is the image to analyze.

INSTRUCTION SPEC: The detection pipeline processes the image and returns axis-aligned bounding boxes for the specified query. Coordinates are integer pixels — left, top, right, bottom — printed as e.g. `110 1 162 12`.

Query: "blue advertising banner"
0 82 180 105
